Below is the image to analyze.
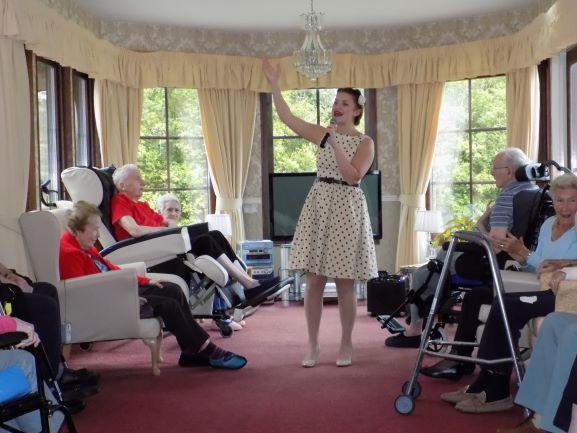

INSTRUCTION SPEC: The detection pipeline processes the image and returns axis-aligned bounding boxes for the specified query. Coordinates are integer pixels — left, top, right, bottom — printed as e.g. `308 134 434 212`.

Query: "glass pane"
318 88 337 127
438 80 468 132
273 89 318 137
73 75 89 166
432 132 469 183
141 88 166 137
273 138 317 173
472 183 499 212
471 76 506 129
430 182 471 223
169 139 208 189
37 61 59 203
141 190 164 215
174 189 208 226
471 130 507 181
137 139 168 189
167 88 202 137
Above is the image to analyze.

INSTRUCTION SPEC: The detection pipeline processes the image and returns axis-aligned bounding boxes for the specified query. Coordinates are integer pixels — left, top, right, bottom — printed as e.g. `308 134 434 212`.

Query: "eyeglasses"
490 165 509 172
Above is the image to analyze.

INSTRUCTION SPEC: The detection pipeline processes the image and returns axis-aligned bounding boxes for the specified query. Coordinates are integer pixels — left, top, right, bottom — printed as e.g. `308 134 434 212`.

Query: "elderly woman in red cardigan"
59 201 247 370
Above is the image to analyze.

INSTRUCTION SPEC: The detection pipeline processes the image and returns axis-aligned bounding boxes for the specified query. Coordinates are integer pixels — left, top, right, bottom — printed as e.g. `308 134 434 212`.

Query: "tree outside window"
430 76 507 222
139 88 209 225
273 89 365 173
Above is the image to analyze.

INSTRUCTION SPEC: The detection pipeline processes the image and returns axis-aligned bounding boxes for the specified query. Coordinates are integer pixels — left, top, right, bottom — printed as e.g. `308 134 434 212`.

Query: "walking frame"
394 230 526 415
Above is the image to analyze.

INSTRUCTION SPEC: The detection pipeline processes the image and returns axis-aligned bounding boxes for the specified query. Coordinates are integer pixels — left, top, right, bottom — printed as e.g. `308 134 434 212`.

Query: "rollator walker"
394 230 526 415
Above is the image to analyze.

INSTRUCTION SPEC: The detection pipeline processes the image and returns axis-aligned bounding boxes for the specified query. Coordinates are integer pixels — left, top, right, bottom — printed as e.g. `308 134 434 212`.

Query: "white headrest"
61 167 103 206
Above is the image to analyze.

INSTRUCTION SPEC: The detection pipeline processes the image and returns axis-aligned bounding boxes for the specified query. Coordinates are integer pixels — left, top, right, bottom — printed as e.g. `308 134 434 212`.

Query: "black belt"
316 177 359 187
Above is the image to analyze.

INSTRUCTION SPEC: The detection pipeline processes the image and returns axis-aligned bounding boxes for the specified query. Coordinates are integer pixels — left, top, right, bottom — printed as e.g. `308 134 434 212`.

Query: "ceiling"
76 0 535 31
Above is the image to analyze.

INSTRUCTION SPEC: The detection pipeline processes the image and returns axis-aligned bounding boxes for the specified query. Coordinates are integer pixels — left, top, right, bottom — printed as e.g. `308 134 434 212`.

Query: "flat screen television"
269 170 382 241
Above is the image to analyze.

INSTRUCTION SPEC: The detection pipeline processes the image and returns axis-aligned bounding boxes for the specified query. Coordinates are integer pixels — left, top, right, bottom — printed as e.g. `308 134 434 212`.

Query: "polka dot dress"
289 132 378 281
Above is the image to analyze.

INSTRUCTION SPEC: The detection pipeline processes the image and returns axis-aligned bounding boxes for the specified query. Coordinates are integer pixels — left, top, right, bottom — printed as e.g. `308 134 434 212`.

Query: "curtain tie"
399 194 425 208
216 197 243 212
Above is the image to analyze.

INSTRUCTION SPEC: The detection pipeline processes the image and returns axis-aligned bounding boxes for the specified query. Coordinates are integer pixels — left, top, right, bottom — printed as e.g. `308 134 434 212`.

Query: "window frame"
260 88 377 240
429 76 508 215
566 46 577 169
139 87 213 221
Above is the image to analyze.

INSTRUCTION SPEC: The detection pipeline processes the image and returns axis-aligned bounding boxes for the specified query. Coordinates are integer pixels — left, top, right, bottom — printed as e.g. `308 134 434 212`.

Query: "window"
272 89 365 173
36 59 60 204
73 73 90 166
138 88 209 225
430 76 507 220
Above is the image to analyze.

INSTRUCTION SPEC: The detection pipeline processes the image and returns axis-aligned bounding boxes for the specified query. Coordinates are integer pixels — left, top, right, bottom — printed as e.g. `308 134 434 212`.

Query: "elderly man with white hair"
110 164 279 292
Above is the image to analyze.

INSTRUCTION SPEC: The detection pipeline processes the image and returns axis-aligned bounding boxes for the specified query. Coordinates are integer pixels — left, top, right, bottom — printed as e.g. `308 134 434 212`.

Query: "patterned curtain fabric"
395 82 444 270
0 39 31 272
198 89 257 248
95 80 143 167
1 0 576 89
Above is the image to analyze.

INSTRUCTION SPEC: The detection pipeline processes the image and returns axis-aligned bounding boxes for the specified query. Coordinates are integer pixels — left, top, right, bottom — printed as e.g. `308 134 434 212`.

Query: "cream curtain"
0 38 31 272
506 66 540 159
1 0 577 90
395 83 444 270
95 80 143 166
198 89 257 248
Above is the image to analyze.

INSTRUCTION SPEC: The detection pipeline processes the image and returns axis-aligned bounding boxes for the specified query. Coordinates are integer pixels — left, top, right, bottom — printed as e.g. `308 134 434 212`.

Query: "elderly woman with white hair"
110 164 277 292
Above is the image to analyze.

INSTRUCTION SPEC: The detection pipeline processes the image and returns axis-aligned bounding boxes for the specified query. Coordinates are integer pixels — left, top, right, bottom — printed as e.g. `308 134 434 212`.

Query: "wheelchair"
60 166 293 336
392 161 563 415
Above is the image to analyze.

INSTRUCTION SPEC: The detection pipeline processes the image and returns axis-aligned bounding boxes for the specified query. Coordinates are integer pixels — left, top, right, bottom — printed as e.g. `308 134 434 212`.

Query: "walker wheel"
401 380 421 399
394 394 415 415
427 325 448 353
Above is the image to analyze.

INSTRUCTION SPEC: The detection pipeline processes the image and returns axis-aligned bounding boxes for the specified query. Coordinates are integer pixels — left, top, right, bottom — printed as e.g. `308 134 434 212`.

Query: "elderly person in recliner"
110 164 277 292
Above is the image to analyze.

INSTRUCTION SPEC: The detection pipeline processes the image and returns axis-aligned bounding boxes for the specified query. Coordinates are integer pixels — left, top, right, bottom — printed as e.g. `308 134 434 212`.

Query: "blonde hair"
550 173 577 196
67 201 102 233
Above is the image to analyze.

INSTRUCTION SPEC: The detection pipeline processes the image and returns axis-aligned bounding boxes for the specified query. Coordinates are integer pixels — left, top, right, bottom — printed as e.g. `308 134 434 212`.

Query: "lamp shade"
414 210 444 234
205 213 232 236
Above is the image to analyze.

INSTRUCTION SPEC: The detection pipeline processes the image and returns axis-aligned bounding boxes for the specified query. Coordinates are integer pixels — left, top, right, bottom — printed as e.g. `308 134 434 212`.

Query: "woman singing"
262 58 377 367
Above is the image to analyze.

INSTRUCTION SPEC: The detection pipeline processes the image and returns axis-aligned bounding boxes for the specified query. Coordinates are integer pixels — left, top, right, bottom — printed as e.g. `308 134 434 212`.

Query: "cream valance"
1 0 577 90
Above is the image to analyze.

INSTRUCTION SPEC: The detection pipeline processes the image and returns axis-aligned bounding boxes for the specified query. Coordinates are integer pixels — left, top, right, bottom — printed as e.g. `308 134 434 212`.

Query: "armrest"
555 281 577 313
61 269 143 343
146 272 189 300
185 254 228 287
0 332 27 349
500 270 540 293
101 231 187 266
118 262 147 276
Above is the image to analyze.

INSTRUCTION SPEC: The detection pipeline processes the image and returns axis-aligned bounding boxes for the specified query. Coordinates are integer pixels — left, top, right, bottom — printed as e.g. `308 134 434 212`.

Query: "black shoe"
59 367 101 389
178 352 210 367
62 399 86 415
60 383 100 402
384 333 421 348
420 362 475 381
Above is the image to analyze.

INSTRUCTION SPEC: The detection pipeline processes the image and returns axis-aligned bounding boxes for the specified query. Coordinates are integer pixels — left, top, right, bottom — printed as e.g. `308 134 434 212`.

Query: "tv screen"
269 170 382 241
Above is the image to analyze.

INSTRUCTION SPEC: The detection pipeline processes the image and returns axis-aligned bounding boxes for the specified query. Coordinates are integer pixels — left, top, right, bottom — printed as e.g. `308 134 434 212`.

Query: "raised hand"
262 58 280 86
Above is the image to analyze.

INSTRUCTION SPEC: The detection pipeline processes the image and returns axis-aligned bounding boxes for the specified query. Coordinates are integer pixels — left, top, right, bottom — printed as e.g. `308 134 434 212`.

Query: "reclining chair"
60 166 293 324
19 208 189 375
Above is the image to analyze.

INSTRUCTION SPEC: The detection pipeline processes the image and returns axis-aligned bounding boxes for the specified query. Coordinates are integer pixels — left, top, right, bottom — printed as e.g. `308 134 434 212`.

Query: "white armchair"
18 209 189 375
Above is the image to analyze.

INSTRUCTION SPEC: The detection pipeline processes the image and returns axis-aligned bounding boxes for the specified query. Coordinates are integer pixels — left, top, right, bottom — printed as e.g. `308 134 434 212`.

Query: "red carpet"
70 302 524 433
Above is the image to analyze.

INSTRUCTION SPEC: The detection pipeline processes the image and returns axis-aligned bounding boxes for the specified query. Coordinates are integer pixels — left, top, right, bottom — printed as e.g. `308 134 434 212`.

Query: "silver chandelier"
293 0 332 81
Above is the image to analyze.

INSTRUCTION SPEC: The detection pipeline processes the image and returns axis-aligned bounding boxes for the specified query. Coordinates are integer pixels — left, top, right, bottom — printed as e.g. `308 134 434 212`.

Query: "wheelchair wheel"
401 380 421 399
427 324 448 353
79 343 93 352
394 394 415 415
214 320 233 338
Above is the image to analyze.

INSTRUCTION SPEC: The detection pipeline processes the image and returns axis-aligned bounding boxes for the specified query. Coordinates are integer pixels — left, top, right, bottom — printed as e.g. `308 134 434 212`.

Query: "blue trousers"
516 312 577 433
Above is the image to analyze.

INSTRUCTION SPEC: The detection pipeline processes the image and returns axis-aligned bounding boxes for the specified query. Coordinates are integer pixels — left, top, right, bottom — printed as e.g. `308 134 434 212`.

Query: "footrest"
239 277 294 308
377 315 405 334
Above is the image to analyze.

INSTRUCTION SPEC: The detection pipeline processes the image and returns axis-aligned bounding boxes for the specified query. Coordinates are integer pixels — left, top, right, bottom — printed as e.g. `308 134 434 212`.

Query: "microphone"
515 163 550 182
319 117 338 148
